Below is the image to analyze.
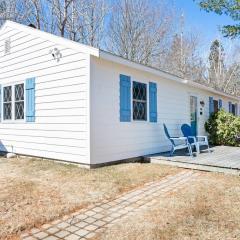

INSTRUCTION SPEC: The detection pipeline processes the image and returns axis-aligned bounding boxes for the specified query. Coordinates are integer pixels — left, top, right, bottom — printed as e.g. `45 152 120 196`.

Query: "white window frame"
132 80 148 122
3 85 13 121
2 82 25 122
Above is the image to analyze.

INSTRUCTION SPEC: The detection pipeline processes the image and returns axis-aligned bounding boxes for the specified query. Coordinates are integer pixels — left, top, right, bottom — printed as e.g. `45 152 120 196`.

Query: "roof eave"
1 20 100 57
99 50 240 101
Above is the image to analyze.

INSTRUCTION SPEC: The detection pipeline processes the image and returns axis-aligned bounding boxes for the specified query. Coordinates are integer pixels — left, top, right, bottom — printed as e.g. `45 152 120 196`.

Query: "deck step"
145 157 240 176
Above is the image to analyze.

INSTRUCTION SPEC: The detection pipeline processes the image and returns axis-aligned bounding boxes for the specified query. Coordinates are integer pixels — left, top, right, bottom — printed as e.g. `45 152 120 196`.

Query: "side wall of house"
0 25 90 164
90 56 239 165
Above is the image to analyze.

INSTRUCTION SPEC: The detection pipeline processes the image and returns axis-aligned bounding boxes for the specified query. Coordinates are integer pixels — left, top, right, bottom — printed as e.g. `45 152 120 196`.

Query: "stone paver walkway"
21 170 200 240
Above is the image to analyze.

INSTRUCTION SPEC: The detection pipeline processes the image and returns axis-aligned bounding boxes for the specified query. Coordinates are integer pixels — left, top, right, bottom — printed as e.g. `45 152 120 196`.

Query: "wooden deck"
145 146 240 175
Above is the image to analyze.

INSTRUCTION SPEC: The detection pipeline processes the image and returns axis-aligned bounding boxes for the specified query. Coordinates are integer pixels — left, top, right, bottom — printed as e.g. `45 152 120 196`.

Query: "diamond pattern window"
133 81 147 121
15 84 24 120
3 86 12 120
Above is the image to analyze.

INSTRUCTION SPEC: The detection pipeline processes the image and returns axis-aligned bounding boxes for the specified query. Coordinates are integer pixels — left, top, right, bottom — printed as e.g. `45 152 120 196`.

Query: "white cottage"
0 21 239 167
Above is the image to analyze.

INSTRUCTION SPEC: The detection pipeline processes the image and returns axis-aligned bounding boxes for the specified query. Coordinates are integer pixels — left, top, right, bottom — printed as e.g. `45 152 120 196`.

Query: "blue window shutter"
229 101 232 113
149 82 157 122
218 99 222 109
25 78 36 122
120 74 131 122
235 103 238 115
209 97 214 115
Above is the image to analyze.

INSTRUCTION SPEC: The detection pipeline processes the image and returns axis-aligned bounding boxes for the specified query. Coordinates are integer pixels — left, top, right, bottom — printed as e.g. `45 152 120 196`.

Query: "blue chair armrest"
170 137 187 140
170 137 188 145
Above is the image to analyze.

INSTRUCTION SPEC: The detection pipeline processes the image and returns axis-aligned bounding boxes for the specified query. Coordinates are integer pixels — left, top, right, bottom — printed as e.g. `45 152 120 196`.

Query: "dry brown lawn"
0 157 179 239
95 172 240 240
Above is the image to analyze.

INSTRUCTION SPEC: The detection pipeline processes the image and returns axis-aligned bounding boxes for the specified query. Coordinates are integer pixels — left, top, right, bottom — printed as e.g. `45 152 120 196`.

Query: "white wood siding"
0 26 90 164
90 56 238 164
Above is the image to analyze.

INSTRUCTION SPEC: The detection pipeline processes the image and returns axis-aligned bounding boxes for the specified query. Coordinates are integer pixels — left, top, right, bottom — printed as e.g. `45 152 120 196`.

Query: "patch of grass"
0 157 179 239
95 173 240 240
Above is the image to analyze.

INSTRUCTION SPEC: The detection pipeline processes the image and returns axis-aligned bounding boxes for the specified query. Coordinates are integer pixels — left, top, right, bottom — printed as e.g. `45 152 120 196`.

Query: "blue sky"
174 1 236 43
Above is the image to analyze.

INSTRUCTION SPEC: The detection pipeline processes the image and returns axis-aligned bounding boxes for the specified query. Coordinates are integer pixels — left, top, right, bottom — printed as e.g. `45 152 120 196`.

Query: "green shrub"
205 110 240 146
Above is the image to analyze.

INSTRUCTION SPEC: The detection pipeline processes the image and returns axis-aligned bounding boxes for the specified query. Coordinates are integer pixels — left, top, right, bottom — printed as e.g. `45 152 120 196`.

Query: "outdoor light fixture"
49 48 62 62
200 100 205 107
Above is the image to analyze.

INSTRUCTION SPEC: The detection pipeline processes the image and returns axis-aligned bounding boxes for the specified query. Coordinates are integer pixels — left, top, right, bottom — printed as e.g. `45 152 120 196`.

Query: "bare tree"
67 0 108 47
48 0 73 37
46 0 107 47
0 0 107 47
158 32 204 80
0 0 50 30
106 0 175 65
0 0 28 26
24 0 50 30
202 39 240 95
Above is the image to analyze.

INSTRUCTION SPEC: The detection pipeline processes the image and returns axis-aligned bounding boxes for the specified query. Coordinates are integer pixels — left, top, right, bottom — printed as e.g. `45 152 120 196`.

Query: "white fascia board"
188 81 240 101
0 21 7 33
0 21 99 57
99 50 240 102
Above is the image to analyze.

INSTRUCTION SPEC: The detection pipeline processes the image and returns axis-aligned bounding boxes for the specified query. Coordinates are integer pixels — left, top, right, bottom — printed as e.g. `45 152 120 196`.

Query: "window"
213 100 219 113
3 86 12 120
132 81 147 121
2 83 24 121
15 84 24 120
232 104 236 116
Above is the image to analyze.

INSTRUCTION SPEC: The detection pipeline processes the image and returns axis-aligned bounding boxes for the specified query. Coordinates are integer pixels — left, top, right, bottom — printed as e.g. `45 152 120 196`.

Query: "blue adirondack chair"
181 124 210 154
163 124 193 157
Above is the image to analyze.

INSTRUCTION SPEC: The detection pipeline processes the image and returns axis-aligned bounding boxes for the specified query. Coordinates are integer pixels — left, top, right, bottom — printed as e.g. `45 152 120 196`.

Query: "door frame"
189 93 199 136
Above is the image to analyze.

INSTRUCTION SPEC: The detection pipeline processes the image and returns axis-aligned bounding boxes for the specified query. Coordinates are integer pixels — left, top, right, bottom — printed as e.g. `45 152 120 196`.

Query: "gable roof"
0 21 239 101
0 20 99 57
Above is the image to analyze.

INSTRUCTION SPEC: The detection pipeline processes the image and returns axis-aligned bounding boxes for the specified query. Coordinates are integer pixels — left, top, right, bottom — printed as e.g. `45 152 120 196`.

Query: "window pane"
133 101 147 120
15 84 24 101
213 100 218 113
15 101 24 120
132 81 147 121
133 82 146 100
4 103 12 120
232 105 235 115
3 86 12 102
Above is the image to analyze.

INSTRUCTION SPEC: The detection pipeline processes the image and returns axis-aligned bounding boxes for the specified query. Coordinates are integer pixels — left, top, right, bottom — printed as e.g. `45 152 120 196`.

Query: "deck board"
145 146 240 175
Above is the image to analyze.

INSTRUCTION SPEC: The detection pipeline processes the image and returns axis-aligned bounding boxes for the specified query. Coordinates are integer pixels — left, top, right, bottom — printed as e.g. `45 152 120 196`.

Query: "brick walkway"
21 170 200 240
